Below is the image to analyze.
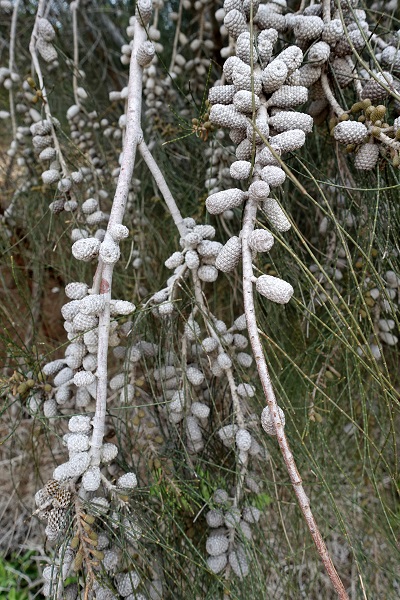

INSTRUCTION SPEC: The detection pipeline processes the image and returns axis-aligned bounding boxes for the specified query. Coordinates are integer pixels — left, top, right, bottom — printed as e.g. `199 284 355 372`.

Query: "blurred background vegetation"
0 0 399 598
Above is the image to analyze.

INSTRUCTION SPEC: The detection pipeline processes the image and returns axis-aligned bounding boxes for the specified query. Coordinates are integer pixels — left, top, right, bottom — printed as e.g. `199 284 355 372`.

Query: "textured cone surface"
72 237 101 261
198 265 218 282
206 534 229 556
136 41 155 66
270 129 306 153
229 545 249 579
208 85 236 105
206 189 246 214
308 41 330 64
117 472 138 489
236 428 252 451
209 104 248 129
233 90 260 114
36 38 57 63
215 236 242 272
322 19 343 44
276 46 304 74
297 64 322 87
230 160 252 179
332 58 353 88
52 489 72 508
261 404 285 435
224 9 247 39
65 282 88 300
354 143 379 170
268 111 313 133
334 121 368 145
82 466 101 491
115 571 140 595
256 274 294 304
248 180 270 201
256 5 286 31
260 165 286 187
294 15 325 40
248 229 274 253
262 60 288 93
263 210 290 245
136 0 153 24
361 72 393 101
268 85 308 108
207 553 228 573
236 34 258 64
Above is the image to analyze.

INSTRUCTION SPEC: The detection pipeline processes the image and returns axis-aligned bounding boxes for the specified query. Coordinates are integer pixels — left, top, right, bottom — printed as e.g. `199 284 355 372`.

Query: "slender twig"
241 195 349 600
138 140 187 237
321 72 346 117
90 15 147 467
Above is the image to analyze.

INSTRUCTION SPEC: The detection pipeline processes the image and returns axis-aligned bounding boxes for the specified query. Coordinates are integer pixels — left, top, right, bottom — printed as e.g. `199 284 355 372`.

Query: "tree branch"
241 195 349 600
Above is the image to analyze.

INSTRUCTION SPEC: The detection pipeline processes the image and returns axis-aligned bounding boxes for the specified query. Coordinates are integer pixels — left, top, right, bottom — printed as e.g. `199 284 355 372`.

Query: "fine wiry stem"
241 195 350 600
90 15 147 467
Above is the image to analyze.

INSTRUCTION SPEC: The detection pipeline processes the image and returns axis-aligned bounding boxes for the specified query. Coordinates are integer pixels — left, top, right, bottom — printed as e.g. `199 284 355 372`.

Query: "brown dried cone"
52 489 72 508
354 143 380 170
215 236 242 272
47 507 68 532
44 480 62 497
